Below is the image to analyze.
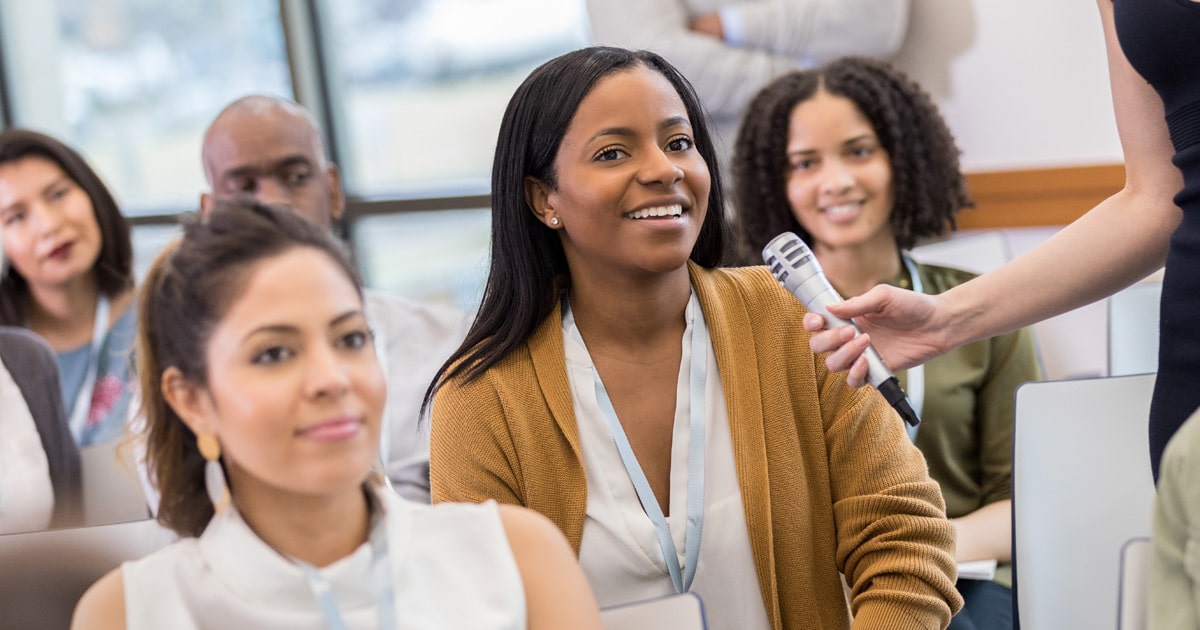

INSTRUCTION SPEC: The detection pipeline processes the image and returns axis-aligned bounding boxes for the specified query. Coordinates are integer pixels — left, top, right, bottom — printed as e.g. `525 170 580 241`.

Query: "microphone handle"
803 285 921 427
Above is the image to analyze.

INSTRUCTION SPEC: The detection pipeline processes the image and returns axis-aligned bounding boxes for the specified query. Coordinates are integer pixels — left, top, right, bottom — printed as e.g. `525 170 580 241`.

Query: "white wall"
892 1 1133 379
890 0 1123 172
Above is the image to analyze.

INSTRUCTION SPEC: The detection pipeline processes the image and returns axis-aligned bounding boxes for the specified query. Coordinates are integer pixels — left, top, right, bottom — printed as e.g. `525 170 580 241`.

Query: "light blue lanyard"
566 295 708 594
901 254 925 441
67 296 109 441
291 498 396 630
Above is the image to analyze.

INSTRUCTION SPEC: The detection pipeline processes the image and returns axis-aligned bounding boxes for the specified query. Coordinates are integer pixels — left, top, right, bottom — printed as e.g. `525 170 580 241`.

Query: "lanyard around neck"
566 293 708 594
67 296 110 441
291 494 395 630
900 253 925 441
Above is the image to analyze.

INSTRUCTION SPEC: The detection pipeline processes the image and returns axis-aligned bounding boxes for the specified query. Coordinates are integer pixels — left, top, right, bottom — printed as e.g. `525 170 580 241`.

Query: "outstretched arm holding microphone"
806 0 1192 483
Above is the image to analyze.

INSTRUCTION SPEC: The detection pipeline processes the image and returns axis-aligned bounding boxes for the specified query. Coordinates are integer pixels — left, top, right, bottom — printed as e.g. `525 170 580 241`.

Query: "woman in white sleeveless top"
71 201 601 630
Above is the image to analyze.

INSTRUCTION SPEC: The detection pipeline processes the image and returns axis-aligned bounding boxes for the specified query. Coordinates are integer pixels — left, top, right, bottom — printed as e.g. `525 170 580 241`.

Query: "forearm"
951 500 1012 563
938 1 1182 353
938 190 1177 351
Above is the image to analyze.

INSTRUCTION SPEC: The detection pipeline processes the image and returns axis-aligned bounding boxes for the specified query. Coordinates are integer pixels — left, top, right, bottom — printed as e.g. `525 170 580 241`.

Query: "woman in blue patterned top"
0 129 136 447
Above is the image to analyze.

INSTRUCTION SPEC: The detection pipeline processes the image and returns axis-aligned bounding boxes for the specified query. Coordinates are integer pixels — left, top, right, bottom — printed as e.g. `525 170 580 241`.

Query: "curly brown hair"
730 57 972 265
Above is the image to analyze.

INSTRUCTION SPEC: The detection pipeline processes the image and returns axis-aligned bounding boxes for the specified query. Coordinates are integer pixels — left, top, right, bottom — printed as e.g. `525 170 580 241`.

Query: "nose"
638 147 685 187
253 178 292 208
31 201 64 239
304 344 351 400
818 160 855 196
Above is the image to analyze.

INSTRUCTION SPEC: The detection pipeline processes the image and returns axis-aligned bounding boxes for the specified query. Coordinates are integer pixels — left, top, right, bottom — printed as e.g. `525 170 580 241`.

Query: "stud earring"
550 216 560 226
198 432 231 515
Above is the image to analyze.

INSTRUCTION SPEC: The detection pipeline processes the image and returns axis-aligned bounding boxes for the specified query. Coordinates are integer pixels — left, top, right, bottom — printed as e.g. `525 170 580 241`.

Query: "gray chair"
1013 373 1157 630
1107 281 1161 377
80 437 150 526
1117 537 1151 630
0 517 175 629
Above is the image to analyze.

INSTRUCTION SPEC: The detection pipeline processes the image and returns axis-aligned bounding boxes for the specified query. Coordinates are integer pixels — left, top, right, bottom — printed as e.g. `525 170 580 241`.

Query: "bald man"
200 95 467 502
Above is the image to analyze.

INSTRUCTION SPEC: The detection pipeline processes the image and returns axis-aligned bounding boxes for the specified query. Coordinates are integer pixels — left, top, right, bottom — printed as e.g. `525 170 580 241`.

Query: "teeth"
626 204 683 220
824 203 860 216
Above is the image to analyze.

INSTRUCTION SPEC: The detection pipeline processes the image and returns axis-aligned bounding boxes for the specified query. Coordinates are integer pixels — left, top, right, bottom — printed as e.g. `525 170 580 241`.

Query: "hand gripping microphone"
763 232 920 427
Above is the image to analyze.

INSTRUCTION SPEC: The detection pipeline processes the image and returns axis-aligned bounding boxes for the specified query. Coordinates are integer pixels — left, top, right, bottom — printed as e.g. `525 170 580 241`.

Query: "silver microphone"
763 232 919 427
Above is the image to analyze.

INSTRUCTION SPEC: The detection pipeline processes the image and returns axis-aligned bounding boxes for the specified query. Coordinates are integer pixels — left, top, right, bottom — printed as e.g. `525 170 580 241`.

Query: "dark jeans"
948 579 1014 630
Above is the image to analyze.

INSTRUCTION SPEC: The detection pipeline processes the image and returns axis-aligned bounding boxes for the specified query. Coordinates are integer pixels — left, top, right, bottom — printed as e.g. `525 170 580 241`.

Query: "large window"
0 0 292 214
320 0 588 197
353 208 491 311
0 0 591 303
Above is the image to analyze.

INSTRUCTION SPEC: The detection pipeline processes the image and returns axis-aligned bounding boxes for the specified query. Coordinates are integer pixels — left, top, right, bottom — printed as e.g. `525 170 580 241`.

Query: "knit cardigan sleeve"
428 328 590 552
705 265 962 630
822 376 962 630
429 363 525 507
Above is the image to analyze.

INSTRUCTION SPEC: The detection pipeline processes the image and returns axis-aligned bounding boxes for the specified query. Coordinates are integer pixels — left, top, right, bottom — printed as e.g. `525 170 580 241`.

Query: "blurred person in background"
586 0 910 176
0 129 136 448
1 224 82 534
199 96 467 502
1150 405 1200 629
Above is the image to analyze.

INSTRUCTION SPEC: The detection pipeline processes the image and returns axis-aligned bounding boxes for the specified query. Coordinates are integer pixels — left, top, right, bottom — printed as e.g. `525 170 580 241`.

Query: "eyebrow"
240 309 364 343
0 176 71 214
590 116 693 142
40 176 71 196
221 155 314 180
786 134 877 159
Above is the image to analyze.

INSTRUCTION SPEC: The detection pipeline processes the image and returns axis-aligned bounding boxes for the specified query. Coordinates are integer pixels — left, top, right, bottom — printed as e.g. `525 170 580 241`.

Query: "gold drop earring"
198 432 231 515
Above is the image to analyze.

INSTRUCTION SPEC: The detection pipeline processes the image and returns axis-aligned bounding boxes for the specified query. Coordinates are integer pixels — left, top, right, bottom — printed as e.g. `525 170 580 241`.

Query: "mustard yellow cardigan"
431 264 962 629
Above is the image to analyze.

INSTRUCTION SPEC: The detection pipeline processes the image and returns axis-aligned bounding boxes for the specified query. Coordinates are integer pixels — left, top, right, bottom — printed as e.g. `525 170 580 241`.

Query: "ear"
161 366 215 436
326 163 346 221
199 192 214 218
524 176 559 228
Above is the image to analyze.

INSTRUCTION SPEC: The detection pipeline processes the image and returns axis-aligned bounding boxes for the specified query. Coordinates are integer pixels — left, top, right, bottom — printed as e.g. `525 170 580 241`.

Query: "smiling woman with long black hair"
427 46 963 630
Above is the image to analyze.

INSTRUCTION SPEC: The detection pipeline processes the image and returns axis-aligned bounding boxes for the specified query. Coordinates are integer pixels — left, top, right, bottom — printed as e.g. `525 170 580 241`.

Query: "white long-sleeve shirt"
586 0 910 157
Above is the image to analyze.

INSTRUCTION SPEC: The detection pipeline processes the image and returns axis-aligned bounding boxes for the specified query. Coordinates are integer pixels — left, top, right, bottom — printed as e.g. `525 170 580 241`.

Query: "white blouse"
0 359 54 534
564 293 771 630
122 490 526 629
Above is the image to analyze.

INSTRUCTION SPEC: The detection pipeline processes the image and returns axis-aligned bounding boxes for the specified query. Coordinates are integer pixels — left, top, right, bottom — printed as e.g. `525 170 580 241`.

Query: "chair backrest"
80 438 150 526
1117 537 1151 630
1107 282 1161 377
0 517 176 629
1013 373 1157 630
601 593 707 630
910 230 1012 274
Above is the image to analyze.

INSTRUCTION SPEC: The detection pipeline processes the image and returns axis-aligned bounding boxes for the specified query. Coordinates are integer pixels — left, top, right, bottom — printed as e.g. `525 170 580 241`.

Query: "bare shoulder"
496 504 567 550
71 567 127 630
495 505 602 630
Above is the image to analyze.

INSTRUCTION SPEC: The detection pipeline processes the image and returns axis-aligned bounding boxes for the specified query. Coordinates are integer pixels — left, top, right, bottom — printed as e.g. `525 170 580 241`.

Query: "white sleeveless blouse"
0 359 54 534
122 491 526 629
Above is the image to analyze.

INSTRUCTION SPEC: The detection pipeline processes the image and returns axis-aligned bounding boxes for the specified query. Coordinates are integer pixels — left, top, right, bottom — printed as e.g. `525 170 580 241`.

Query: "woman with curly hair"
731 57 1042 630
